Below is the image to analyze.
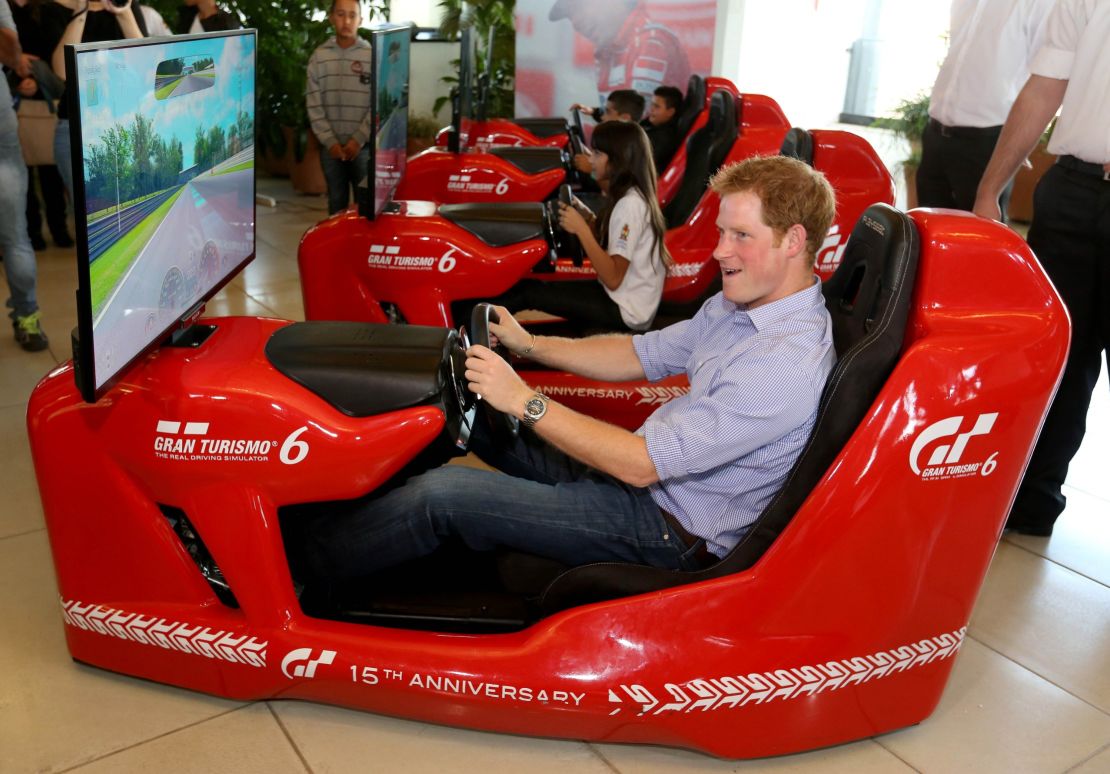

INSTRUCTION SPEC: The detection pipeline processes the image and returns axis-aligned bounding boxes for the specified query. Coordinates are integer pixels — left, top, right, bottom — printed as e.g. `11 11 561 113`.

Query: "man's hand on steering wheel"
465 345 532 418
484 304 531 355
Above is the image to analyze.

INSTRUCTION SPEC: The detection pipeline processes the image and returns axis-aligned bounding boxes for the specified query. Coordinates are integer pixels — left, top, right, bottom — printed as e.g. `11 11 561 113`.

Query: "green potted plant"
407 113 441 156
872 92 930 208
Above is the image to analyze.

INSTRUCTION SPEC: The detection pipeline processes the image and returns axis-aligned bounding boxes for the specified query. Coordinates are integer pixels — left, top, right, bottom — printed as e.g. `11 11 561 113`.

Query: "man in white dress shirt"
974 0 1110 536
917 0 1057 218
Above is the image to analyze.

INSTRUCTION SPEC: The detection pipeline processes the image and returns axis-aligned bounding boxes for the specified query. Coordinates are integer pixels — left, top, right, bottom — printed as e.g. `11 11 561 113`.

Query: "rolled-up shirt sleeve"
1030 0 1082 78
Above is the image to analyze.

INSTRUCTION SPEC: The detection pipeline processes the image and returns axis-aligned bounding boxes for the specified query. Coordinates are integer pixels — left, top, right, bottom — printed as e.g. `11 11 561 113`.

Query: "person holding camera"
42 0 147 200
173 0 241 35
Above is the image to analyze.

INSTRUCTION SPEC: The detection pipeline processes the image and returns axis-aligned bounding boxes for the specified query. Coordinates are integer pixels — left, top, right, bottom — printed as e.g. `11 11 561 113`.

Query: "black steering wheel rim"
469 303 520 438
567 108 588 184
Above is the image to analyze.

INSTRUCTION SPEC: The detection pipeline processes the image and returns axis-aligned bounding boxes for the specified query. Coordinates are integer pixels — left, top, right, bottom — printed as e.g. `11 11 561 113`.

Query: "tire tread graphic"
607 627 965 715
61 598 268 668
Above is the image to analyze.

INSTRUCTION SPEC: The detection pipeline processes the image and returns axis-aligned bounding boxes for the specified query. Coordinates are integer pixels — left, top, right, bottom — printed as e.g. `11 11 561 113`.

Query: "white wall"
408 41 457 121
389 0 442 28
714 0 947 128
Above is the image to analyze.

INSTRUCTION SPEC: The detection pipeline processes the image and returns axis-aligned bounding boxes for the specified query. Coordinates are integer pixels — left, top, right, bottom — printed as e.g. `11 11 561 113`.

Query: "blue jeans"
299 424 707 578
319 144 369 215
0 115 38 318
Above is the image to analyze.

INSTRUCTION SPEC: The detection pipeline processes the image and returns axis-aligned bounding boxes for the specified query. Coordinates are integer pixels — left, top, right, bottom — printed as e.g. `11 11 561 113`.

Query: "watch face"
525 397 546 417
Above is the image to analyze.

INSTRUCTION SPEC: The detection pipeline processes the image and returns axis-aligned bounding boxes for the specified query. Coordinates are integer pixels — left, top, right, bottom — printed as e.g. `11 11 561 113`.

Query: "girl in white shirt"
497 120 671 331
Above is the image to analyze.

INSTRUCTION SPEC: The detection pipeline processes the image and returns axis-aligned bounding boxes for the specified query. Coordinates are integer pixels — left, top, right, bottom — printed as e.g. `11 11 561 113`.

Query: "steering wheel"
567 108 588 185
469 303 520 437
569 107 585 157
546 183 590 265
446 325 478 449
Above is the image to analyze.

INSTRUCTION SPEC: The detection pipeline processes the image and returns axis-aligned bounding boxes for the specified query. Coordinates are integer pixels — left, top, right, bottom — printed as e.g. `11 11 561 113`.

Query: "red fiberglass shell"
298 126 893 429
434 118 571 150
401 79 746 206
27 209 1069 758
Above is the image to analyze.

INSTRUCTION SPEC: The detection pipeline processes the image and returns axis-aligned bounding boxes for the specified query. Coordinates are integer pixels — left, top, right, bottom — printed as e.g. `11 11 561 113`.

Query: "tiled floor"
2 176 1108 773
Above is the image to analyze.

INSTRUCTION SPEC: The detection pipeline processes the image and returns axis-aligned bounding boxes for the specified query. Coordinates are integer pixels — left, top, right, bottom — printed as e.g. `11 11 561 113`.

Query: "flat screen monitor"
66 30 256 402
370 23 410 216
445 26 475 154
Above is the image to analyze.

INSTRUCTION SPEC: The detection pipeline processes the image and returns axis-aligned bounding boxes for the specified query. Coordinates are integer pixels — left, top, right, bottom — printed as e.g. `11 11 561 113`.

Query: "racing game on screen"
74 33 255 393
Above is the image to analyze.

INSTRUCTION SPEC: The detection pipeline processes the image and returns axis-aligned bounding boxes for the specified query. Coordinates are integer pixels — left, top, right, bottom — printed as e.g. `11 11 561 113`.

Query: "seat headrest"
708 89 734 132
823 202 918 358
676 74 707 137
780 127 814 166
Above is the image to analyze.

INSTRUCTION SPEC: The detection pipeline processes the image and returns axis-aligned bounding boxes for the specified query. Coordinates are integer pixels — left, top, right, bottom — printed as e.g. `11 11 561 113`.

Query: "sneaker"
13 312 49 352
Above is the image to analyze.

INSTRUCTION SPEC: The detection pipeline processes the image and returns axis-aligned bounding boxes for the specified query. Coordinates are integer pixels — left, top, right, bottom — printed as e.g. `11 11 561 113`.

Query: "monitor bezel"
367 22 410 218
66 29 257 403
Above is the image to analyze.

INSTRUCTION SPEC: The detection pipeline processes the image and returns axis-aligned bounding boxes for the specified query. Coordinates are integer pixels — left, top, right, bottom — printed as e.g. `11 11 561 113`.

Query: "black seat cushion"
266 322 454 417
662 89 739 228
538 203 919 615
675 74 707 139
515 117 569 139
487 146 565 175
438 202 547 247
780 126 814 166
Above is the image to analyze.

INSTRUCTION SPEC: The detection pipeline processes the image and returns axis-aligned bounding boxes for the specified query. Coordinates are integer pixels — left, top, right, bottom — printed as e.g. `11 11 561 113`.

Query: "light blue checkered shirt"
632 279 835 558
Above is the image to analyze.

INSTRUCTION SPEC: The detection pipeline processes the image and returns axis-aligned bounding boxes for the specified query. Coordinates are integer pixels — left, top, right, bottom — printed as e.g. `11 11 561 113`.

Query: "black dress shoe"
53 232 75 248
30 234 47 251
1005 518 1054 537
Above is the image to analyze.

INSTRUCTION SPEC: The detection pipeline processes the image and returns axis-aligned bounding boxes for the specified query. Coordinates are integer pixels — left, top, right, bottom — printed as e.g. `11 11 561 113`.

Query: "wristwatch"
520 392 550 428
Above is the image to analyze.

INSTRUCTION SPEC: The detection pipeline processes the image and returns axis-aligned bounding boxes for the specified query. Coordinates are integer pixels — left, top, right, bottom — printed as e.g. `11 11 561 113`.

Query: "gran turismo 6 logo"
909 413 999 481
281 648 337 679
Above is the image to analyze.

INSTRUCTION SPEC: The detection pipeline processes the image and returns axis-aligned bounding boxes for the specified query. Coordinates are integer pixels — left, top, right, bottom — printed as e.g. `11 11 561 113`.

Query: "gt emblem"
281 648 336 679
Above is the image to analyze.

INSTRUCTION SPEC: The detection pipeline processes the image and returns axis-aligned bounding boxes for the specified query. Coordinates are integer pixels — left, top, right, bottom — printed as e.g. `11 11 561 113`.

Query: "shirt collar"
721 276 824 332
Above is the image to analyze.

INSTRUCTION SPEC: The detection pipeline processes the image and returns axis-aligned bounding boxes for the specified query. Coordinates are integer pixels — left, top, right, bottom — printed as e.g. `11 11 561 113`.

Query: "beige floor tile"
68 703 307 774
271 701 614 774
0 404 45 539
970 542 1110 712
204 284 278 318
1005 485 1110 588
0 345 57 408
1063 364 1108 502
0 531 243 773
249 280 307 321
878 638 1110 773
593 739 912 773
1071 743 1110 773
237 244 303 290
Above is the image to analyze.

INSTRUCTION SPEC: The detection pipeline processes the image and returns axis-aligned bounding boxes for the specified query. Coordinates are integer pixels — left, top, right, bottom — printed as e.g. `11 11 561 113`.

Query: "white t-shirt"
603 189 665 331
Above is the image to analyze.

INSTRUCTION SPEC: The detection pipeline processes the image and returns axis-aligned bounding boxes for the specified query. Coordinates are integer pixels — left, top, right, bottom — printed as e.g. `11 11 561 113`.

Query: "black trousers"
1010 162 1110 529
25 164 70 243
917 120 1012 219
495 279 630 332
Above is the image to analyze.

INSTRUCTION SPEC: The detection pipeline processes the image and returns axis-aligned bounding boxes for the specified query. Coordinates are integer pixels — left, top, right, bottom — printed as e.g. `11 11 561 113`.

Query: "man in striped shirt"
306 0 373 214
302 156 837 578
